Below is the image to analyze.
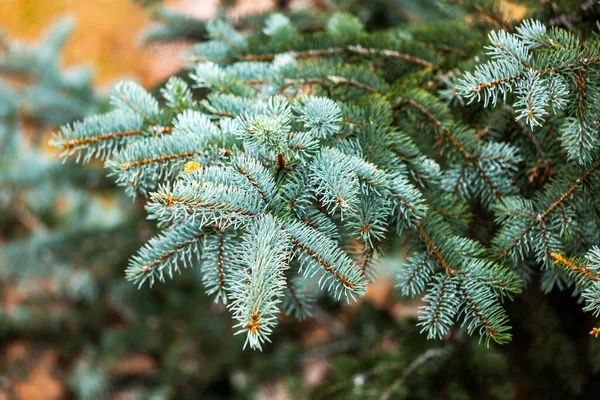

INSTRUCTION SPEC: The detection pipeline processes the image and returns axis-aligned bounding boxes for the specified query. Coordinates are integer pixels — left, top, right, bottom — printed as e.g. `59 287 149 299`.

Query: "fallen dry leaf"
109 354 157 376
12 350 63 400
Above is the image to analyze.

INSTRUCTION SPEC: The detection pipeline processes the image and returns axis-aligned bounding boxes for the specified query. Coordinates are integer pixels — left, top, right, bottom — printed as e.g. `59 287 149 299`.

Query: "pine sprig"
126 223 210 287
229 216 290 350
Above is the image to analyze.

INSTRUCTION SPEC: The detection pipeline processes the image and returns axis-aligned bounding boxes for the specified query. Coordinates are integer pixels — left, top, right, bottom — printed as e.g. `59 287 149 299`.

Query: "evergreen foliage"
52 6 532 348
454 16 600 321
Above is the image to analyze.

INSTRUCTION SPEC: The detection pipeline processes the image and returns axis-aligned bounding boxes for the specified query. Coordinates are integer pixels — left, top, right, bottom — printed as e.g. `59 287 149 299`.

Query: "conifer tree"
52 4 529 349
453 11 600 327
6 0 600 398
16 0 600 354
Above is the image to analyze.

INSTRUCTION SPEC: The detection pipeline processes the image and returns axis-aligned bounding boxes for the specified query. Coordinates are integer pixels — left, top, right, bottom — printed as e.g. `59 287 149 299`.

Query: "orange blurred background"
0 0 272 89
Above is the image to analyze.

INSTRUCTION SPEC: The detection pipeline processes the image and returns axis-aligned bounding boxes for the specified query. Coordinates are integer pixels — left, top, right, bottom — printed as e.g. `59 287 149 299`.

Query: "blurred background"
0 0 273 87
1 1 598 399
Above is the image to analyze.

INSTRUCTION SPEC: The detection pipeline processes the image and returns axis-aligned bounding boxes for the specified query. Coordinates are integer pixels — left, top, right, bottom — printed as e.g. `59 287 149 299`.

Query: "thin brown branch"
120 151 202 170
458 283 498 338
499 159 600 256
140 230 208 274
159 194 256 217
236 166 268 203
288 236 356 289
277 76 380 95
550 252 599 282
415 222 456 275
190 45 436 70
